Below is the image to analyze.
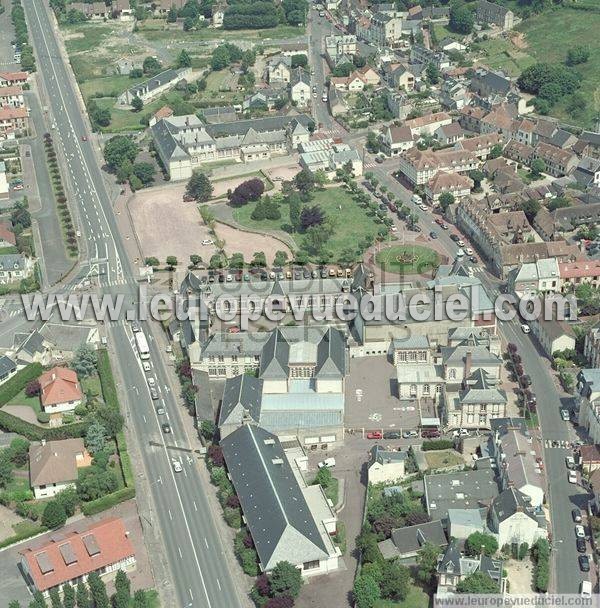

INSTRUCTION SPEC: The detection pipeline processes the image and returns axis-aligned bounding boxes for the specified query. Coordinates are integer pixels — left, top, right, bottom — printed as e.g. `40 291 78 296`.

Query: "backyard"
423 449 464 471
232 186 383 261
376 245 440 276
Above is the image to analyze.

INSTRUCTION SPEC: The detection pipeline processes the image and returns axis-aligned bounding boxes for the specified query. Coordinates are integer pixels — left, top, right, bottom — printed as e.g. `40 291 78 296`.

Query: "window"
449 368 456 380
423 384 430 395
217 355 224 363
303 560 320 570
410 384 417 396
208 355 215 363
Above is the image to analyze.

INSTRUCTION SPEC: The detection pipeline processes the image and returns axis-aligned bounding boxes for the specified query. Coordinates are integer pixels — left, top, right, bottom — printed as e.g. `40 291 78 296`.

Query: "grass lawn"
232 186 382 260
12 520 46 537
376 245 440 275
79 75 144 99
374 583 429 608
7 389 42 414
424 449 464 470
433 23 465 42
0 246 18 254
5 475 34 502
64 24 112 53
81 374 102 399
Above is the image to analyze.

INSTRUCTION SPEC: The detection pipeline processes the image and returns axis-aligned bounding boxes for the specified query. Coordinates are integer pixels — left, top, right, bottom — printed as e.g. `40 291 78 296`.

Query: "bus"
134 331 150 360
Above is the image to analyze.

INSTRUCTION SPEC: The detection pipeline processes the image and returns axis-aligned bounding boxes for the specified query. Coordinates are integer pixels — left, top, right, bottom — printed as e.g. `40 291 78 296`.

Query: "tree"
145 256 160 267
42 500 67 529
49 588 62 608
568 92 587 118
87 572 110 608
291 54 308 68
293 168 315 196
177 49 192 68
380 559 411 601
252 251 267 267
186 171 213 202
566 46 589 66
131 96 144 112
71 343 97 378
530 158 546 178
62 583 75 608
465 532 498 556
517 62 580 99
300 205 325 230
269 561 303 598
142 56 162 76
274 250 288 267
425 62 440 85
489 144 503 159
116 159 133 183
251 196 281 221
416 542 441 584
288 192 302 231
353 574 381 608
520 198 541 222
438 192 455 211
104 136 138 171
200 420 216 440
94 403 124 437
85 420 108 454
0 450 13 489
166 256 178 269
9 601 22 608
449 3 473 34
366 131 380 154
228 178 265 206
132 590 150 608
55 487 79 517
76 580 91 608
167 5 178 22
25 379 40 397
112 569 131 608
28 592 47 608
314 466 332 488
9 437 30 467
211 45 231 70
456 571 498 593
264 598 294 608
132 162 155 185
469 169 485 190
190 254 203 267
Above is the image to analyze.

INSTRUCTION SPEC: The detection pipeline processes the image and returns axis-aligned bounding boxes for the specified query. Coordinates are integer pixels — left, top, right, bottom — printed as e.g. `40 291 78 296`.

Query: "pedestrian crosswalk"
319 127 346 138
544 439 571 449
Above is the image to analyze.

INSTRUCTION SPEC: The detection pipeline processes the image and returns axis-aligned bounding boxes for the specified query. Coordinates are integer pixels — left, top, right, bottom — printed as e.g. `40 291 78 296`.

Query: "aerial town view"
1 0 600 607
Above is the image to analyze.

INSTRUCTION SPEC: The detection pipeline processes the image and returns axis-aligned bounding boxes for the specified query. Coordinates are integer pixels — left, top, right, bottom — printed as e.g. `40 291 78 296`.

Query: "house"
379 520 447 560
148 105 173 127
0 86 25 108
325 35 357 63
406 112 453 138
0 162 8 199
243 88 285 112
29 438 91 499
115 58 142 76
267 55 292 84
440 79 469 110
368 445 407 484
385 90 411 119
382 62 415 91
0 105 29 137
410 45 450 70
379 125 414 157
117 67 192 108
0 221 16 246
507 258 560 299
0 355 17 385
395 335 444 400
299 140 363 178
220 425 340 576
492 424 544 507
456 133 503 160
0 71 29 87
151 0 186 14
151 114 312 180
434 123 464 146
459 105 487 133
436 540 504 595
580 444 600 473
470 69 512 99
529 316 576 358
578 131 600 160
532 142 577 178
573 157 600 190
439 38 467 52
356 66 380 87
366 11 404 47
20 518 136 598
0 253 34 284
13 330 52 366
212 6 224 27
113 0 134 20
398 147 478 185
39 366 83 414
584 329 600 369
425 172 473 205
290 67 311 107
476 0 514 30
503 139 534 165
70 2 111 19
489 488 547 547
447 508 487 540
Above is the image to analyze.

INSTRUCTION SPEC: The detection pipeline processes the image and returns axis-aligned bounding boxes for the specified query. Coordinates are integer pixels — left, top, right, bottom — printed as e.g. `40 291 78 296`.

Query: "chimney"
464 351 472 379
52 372 56 381
41 439 46 447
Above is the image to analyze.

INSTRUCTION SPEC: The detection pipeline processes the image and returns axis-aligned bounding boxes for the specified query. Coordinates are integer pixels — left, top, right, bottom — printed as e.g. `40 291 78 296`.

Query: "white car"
172 459 183 473
569 470 578 484
419 203 428 211
453 428 470 437
581 581 592 597
147 377 156 387
412 194 422 205
465 247 473 255
457 240 465 247
575 524 586 538
201 239 214 246
566 456 576 469
143 361 151 372
390 225 398 232
521 324 531 334
456 248 465 257
318 458 336 469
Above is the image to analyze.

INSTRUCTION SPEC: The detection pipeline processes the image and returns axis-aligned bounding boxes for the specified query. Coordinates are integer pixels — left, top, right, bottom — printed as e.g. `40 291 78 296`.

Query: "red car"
435 218 444 226
421 429 441 438
366 431 383 440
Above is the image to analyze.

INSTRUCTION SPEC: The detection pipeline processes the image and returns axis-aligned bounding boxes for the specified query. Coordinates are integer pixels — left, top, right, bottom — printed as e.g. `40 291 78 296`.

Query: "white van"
580 581 592 597
411 194 422 204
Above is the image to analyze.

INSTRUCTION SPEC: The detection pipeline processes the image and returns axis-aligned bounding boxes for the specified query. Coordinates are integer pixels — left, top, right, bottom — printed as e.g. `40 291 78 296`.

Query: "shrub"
36 412 50 424
42 500 67 529
421 439 454 451
81 486 136 516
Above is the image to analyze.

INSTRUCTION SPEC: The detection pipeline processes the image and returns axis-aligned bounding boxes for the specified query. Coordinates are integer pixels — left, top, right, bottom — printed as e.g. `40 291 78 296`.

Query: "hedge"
97 348 119 409
421 439 455 451
0 363 43 406
0 410 88 441
81 486 136 516
116 431 135 488
0 524 47 550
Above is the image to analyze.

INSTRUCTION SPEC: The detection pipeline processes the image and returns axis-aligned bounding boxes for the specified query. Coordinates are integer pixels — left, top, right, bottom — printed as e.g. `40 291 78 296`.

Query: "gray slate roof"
221 425 329 570
0 253 27 271
491 487 537 524
218 374 263 427
0 355 16 377
389 520 447 556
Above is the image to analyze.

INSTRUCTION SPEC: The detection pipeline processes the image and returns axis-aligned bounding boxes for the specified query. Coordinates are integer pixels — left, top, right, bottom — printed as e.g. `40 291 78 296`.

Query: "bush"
97 349 119 409
42 500 67 529
81 486 136 516
0 409 88 441
532 538 549 592
36 412 50 424
421 439 454 451
0 523 47 550
0 363 43 406
223 506 242 529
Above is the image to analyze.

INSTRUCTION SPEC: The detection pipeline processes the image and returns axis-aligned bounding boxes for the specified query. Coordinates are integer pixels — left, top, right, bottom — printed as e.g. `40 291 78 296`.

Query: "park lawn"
376 245 440 275
374 583 429 608
424 449 464 470
233 200 284 232
7 389 42 414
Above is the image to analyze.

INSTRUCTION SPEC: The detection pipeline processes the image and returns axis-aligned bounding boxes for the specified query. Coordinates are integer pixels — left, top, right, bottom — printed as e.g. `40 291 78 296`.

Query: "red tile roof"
0 85 23 97
0 71 28 83
40 367 82 407
0 222 16 246
0 105 28 120
21 518 135 592
559 260 600 279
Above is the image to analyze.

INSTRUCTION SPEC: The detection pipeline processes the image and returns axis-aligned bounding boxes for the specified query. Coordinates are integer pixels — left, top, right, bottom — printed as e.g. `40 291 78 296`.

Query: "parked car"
572 508 582 523
521 374 532 387
429 231 438 239
201 239 214 246
150 388 159 400
569 470 578 484
375 155 384 164
521 324 531 334
561 408 571 421
422 429 441 438
161 423 172 434
450 234 460 242
469 255 478 264
453 428 470 437
318 457 336 469
465 247 473 255
577 538 587 552
579 555 590 572
172 459 182 473
402 430 418 438
366 431 383 439
383 431 401 439
143 361 151 372
575 525 586 539
156 405 165 415
566 456 576 469
581 580 592 597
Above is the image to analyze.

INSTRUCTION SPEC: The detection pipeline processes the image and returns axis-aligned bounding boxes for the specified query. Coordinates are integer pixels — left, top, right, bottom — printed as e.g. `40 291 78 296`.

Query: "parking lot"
345 355 423 433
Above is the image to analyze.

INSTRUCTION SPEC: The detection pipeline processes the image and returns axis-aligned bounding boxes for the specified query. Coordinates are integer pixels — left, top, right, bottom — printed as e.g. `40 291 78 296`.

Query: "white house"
368 445 408 484
290 68 311 107
39 366 83 414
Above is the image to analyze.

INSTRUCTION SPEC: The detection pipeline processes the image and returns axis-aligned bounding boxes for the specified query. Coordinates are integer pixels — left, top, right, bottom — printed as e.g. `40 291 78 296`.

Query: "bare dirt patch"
511 32 529 50
505 558 534 594
214 222 291 263
0 505 26 543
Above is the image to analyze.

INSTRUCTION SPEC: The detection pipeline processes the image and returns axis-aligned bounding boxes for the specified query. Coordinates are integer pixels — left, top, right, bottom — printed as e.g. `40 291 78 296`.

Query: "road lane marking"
178 546 183 559
168 509 173 520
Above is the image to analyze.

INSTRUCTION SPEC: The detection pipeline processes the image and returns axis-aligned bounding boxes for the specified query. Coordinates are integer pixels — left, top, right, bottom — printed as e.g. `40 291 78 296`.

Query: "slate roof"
0 355 16 378
0 253 28 271
218 374 263 427
460 368 507 405
15 330 46 357
220 425 330 571
370 444 408 465
441 345 501 368
381 520 447 558
128 68 183 97
491 487 537 523
438 539 503 583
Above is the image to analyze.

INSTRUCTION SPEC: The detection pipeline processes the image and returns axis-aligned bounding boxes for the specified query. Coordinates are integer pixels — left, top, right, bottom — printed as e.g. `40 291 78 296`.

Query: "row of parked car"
365 429 442 440
203 266 353 284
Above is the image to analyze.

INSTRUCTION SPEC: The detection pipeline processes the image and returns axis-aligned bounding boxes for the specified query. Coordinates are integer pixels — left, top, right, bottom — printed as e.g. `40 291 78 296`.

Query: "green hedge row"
0 524 47 550
0 363 43 406
116 431 135 488
81 486 136 516
97 348 119 410
421 439 455 451
0 410 88 441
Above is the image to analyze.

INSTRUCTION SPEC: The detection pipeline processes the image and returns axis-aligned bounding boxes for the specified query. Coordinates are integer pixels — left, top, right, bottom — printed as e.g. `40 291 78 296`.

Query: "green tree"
190 254 203 267
566 46 589 66
456 571 498 593
93 403 124 437
177 49 192 68
62 583 76 608
252 251 267 267
416 542 441 584
49 588 62 608
76 580 91 608
186 171 213 202
104 136 138 171
449 2 474 34
9 437 30 467
145 256 160 267
132 162 156 185
112 569 131 608
28 592 47 608
142 56 162 76
314 466 332 488
211 45 231 70
380 559 411 601
530 158 546 178
288 192 302 231
489 144 503 159
167 5 178 22
353 574 381 608
85 420 108 454
438 192 455 211
366 131 380 154
274 250 288 267
42 500 67 529
520 198 541 222
469 169 485 189
71 343 97 378
131 96 144 112
87 572 110 608
293 168 315 196
55 487 80 517
465 532 498 556
269 561 303 597
426 62 440 85
166 256 178 269
116 159 133 183
9 601 22 608
0 449 14 489
132 591 150 608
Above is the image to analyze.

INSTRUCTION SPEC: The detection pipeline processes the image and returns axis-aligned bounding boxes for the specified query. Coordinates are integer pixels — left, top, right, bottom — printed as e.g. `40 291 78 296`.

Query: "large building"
476 0 514 29
151 114 313 180
117 67 191 107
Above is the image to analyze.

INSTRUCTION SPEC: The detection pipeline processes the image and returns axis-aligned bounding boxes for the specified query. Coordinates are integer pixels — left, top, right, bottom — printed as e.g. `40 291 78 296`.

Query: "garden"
376 245 440 276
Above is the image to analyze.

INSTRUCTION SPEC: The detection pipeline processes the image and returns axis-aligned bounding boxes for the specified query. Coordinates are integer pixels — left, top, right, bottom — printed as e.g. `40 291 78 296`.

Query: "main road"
23 1 242 606
370 164 589 593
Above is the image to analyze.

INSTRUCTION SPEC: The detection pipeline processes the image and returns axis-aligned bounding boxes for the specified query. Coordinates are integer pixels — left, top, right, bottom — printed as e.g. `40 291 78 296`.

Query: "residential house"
220 425 340 576
152 0 186 14
513 119 536 146
379 520 447 560
379 124 414 156
480 105 516 140
382 62 415 91
532 142 577 178
0 355 17 385
425 171 473 205
151 114 312 180
0 105 29 137
440 79 469 111
470 69 512 99
113 0 134 20
267 56 292 84
368 445 408 484
0 71 29 87
29 438 90 499
242 88 285 112
410 45 450 70
117 67 192 108
580 444 600 473
39 366 83 414
329 73 367 92
573 157 600 190
13 330 52 366
394 335 444 400
325 35 357 63
488 488 546 549
355 66 380 87
529 316 576 358
447 508 487 540
0 162 8 199
148 105 174 127
299 141 363 178
507 258 561 299
20 518 136 598
422 5 450 20
406 112 453 138
367 11 404 47
0 86 24 108
584 329 600 369
456 133 502 160
503 140 534 165
436 540 504 595
70 2 111 19
476 0 514 30
290 68 311 107
578 131 600 160
434 122 464 146
398 147 478 185
0 221 16 246
385 90 411 119
439 38 467 52
212 5 224 27
459 105 488 132
0 253 34 284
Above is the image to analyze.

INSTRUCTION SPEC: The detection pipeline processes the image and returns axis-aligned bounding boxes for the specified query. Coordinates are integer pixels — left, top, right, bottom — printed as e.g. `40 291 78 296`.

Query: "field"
423 449 464 470
233 187 382 260
376 245 440 276
476 8 600 127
